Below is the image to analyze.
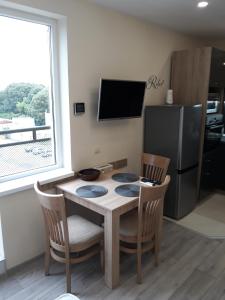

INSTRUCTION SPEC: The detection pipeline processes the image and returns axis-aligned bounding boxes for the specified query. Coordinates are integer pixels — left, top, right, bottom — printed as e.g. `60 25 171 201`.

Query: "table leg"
104 211 120 289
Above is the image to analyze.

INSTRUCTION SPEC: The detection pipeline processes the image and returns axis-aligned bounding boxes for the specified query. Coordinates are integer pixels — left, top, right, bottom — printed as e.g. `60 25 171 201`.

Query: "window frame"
0 7 64 183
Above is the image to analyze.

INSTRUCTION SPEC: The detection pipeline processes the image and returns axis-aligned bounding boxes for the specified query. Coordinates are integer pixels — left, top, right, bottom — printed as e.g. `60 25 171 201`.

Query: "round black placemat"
115 184 140 197
112 173 139 183
76 185 108 198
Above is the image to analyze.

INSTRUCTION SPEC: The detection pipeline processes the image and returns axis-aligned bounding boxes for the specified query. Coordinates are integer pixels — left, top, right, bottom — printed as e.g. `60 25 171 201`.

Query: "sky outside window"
0 15 51 91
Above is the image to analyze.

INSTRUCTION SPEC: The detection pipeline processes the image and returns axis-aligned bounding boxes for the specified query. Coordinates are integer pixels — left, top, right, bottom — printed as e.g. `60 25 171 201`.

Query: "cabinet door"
201 150 216 189
213 144 225 189
209 48 225 88
201 145 225 190
171 47 211 106
171 50 195 105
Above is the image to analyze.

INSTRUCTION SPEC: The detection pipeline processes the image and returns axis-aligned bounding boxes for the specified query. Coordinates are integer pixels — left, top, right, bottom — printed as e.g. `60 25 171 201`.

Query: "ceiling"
90 0 225 38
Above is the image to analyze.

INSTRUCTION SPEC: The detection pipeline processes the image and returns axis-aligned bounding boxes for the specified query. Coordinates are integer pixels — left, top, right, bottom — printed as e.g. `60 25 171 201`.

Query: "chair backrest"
34 182 69 250
141 153 170 183
137 175 170 243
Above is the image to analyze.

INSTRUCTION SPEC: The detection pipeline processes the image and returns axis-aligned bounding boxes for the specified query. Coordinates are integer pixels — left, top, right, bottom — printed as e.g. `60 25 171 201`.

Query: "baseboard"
0 257 6 275
4 253 44 277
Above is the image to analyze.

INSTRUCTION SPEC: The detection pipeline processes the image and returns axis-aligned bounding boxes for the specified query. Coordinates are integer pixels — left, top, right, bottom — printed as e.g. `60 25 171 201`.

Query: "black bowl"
77 168 101 181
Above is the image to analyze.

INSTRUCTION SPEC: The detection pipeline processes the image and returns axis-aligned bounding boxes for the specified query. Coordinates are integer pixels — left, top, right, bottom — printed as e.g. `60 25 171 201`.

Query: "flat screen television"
97 79 146 121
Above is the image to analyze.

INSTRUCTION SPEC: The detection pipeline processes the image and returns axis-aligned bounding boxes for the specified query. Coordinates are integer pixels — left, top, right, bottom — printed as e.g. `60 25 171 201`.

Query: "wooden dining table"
56 169 140 289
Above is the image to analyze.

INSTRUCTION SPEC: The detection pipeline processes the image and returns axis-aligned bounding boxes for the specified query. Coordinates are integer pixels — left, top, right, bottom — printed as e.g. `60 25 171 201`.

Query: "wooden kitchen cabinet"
171 47 225 106
171 47 225 197
171 47 212 107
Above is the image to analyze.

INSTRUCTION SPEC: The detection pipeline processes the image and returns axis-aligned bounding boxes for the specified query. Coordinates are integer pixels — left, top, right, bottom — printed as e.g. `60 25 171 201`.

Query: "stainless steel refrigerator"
144 105 202 219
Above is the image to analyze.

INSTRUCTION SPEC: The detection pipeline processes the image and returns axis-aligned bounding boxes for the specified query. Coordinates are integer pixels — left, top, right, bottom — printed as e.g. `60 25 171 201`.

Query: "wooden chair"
34 182 104 293
141 153 170 183
119 175 170 284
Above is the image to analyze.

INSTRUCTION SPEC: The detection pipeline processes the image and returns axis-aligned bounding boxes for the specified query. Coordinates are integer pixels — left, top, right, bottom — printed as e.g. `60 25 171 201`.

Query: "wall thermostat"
74 102 85 115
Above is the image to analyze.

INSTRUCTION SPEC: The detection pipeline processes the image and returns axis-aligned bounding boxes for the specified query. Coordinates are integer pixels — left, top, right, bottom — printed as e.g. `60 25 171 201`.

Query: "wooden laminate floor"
1 220 225 300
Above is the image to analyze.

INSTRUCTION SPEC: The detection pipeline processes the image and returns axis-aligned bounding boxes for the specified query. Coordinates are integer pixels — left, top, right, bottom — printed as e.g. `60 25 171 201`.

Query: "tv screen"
97 79 146 120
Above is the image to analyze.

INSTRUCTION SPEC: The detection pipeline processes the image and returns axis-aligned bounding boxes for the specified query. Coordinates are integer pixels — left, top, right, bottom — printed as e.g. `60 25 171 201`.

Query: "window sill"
0 168 74 197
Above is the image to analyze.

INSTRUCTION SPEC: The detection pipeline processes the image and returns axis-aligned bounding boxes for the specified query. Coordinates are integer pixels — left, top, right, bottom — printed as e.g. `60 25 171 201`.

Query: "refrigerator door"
177 167 198 218
144 105 182 170
178 105 202 170
163 168 178 218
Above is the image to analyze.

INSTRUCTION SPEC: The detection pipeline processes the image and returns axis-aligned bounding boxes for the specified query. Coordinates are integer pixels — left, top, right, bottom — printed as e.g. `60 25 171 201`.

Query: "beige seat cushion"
66 215 103 246
120 210 138 239
120 210 155 243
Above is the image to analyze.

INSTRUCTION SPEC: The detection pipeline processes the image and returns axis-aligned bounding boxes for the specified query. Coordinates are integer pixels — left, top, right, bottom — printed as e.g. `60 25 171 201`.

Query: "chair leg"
100 240 104 273
137 245 142 284
45 241 51 276
66 261 71 293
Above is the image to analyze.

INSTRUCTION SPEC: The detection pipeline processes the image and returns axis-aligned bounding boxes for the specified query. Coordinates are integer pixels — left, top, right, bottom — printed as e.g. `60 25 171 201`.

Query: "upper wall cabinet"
170 47 212 107
209 48 225 88
171 47 225 107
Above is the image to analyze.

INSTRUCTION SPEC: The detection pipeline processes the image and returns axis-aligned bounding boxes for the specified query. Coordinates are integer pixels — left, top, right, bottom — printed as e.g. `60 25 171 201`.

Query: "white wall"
0 0 201 269
203 38 225 51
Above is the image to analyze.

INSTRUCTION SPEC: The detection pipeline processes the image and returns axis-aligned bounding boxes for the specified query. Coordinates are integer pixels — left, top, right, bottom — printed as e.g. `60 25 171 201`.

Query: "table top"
56 169 140 215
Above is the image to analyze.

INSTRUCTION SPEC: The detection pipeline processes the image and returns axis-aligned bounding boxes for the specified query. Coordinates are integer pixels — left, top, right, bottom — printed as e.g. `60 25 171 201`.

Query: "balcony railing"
0 126 51 148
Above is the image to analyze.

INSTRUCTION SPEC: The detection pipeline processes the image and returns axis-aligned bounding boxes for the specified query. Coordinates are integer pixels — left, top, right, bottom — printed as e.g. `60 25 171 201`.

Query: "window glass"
0 14 57 181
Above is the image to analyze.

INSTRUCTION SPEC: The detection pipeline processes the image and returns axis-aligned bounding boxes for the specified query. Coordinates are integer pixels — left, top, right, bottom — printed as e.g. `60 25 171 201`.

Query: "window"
0 8 63 183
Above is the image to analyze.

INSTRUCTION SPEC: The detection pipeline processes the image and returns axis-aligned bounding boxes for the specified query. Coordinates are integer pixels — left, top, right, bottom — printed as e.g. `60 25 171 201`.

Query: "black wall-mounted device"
74 102 85 115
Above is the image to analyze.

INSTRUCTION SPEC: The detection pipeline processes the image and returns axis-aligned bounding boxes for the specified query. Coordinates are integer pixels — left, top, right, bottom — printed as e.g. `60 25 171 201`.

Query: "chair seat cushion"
120 210 155 244
120 210 138 240
66 215 103 246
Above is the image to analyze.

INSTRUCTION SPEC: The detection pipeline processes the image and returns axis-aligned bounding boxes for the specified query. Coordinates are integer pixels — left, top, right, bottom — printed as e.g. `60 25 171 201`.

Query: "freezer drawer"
164 167 198 219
